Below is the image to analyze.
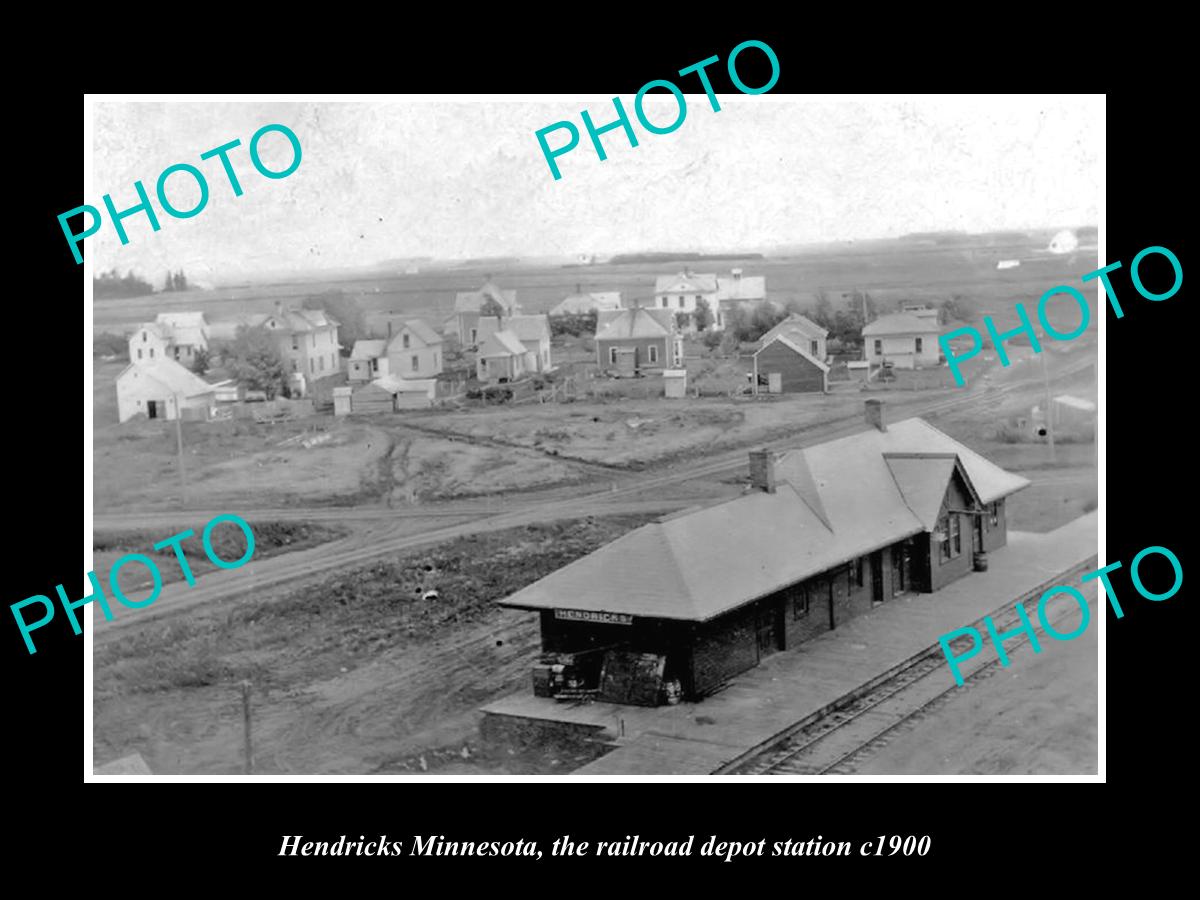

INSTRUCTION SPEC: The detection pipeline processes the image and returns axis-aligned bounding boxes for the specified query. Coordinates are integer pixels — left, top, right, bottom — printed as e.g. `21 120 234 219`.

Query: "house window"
434 352 439 368
371 359 378 373
291 360 298 373
874 339 882 356
319 356 324 371
149 348 154 358
791 584 810 620
678 297 685 308
661 298 668 308
852 558 864 587
811 340 818 356
648 345 659 364
694 295 701 304
938 514 951 562
142 332 147 342
915 337 924 353
939 513 962 561
470 328 477 344
309 358 314 373
411 355 419 371
137 349 143 360
402 334 410 349
951 513 962 556
989 502 1000 527
174 347 180 359
609 347 618 364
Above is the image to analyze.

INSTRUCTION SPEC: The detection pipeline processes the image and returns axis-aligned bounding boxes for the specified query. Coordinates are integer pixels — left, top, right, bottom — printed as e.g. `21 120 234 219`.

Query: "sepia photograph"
86 95 1103 777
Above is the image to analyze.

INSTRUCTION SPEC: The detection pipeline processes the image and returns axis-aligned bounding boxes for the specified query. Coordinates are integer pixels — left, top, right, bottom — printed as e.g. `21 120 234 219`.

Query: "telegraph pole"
174 392 188 506
240 680 254 774
1039 351 1056 463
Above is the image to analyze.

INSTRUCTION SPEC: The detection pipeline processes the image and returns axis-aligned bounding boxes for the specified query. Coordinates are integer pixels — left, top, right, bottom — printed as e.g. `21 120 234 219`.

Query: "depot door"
147 400 158 419
973 516 984 554
870 551 884 605
616 348 636 375
756 602 783 658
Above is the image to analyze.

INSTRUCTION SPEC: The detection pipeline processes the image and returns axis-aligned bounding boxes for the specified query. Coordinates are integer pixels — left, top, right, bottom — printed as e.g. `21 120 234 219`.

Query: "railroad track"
728 555 1098 775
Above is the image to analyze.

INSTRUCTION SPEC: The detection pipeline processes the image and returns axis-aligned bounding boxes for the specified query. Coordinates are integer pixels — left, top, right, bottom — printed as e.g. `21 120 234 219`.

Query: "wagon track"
727 555 1098 775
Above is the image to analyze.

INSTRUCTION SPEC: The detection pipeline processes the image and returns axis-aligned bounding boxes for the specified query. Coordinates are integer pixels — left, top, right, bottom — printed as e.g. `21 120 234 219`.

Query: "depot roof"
499 417 1029 621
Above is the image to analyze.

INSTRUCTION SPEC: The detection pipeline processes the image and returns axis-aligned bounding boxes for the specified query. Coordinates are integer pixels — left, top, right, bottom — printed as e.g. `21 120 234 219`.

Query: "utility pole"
1039 351 1056 463
174 392 188 506
240 680 254 774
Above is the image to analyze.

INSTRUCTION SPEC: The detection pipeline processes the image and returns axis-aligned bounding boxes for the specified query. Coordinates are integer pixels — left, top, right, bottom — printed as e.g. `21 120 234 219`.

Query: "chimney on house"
749 449 776 493
865 399 886 432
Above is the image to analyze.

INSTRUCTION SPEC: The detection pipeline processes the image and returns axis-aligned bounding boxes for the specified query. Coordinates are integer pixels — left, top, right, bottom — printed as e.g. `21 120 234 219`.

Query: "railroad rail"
726 555 1099 775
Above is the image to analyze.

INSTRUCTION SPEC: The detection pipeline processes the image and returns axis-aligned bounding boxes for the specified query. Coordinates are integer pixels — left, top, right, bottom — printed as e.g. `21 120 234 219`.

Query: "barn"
753 334 829 393
115 359 217 424
498 401 1028 705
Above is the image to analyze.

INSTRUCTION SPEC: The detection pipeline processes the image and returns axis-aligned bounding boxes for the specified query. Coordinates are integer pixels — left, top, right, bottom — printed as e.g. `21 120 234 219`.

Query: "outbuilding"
753 334 829 393
115 358 217 424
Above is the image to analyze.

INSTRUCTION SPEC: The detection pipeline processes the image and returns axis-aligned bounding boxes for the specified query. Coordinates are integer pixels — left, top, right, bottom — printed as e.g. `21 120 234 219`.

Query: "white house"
653 271 718 319
713 269 768 330
347 339 389 383
454 280 519 346
476 330 527 383
385 319 444 379
862 313 943 369
477 315 552 373
251 303 342 394
127 322 172 365
155 312 209 365
116 358 217 423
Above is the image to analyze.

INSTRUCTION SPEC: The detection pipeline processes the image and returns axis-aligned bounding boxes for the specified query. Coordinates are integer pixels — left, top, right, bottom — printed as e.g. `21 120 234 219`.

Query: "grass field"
93 514 658 774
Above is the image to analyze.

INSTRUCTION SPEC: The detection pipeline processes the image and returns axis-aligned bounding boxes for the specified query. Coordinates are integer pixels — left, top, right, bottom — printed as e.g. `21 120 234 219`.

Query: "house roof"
499 417 1029 621
253 308 341 333
862 313 941 336
761 313 828 343
155 312 208 346
117 358 216 398
455 282 518 313
551 292 623 315
595 307 674 341
396 318 443 346
715 274 766 302
477 330 526 357
655 272 718 295
350 339 388 360
755 334 830 372
503 315 551 342
132 322 170 341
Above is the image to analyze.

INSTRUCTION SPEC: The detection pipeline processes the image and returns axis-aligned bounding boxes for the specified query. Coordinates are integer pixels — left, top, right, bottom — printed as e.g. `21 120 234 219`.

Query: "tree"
228 325 287 399
702 329 722 351
691 297 713 331
939 295 972 324
93 269 154 299
675 311 692 331
303 290 366 353
190 347 211 375
478 296 506 321
813 290 835 331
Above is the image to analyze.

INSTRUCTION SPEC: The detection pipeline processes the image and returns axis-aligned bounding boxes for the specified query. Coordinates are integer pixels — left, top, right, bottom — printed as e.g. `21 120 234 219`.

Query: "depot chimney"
865 398 886 432
749 449 776 493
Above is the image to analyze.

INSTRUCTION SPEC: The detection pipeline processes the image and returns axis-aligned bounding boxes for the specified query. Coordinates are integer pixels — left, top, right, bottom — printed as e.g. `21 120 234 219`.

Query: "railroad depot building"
498 401 1029 705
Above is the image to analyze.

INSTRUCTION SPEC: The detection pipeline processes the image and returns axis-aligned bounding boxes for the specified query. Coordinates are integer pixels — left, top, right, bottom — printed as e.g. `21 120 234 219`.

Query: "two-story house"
477 315 552 374
385 319 444 379
254 302 342 394
454 280 519 346
155 312 209 365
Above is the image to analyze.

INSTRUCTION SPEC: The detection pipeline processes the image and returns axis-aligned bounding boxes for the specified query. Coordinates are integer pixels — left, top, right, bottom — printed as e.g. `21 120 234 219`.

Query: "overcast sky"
89 97 1102 284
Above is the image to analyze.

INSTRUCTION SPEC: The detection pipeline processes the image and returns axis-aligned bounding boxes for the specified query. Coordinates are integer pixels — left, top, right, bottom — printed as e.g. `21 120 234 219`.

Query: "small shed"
332 386 354 416
752 335 829 394
663 368 688 398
